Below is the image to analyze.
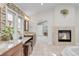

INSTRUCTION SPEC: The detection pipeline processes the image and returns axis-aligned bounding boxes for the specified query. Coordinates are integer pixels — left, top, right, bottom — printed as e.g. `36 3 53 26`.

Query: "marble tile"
30 39 65 56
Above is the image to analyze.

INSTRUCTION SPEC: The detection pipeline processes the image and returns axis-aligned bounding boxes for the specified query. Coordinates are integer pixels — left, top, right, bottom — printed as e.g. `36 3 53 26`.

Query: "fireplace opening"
58 30 71 42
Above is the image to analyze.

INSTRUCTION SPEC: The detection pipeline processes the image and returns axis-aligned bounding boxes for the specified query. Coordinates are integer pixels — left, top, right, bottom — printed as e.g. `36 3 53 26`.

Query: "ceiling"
16 3 55 16
16 3 79 16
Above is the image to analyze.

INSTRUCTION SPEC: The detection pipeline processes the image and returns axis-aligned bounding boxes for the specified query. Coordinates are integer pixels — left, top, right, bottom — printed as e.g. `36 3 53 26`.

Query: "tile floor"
30 38 66 56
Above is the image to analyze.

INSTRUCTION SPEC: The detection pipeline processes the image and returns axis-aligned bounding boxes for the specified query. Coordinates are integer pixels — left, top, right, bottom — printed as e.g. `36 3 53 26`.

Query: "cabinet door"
12 48 22 56
13 44 23 56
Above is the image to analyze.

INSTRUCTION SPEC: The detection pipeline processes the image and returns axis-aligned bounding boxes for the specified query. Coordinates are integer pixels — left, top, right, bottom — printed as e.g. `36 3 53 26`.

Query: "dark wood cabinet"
0 36 35 56
24 32 36 46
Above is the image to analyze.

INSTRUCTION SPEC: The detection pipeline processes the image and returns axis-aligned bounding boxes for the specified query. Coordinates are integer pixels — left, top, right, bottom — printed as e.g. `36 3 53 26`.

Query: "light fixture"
24 16 30 21
60 9 69 16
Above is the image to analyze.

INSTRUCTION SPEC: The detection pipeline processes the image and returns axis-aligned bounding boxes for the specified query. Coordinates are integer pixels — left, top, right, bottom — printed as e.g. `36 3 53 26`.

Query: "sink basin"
6 43 14 48
0 43 14 50
0 40 21 50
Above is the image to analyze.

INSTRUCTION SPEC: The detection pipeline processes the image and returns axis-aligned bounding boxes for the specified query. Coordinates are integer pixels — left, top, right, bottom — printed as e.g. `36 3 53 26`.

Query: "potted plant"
1 26 13 41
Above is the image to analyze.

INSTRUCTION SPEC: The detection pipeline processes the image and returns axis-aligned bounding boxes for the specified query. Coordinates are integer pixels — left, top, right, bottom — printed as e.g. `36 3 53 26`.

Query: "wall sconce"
24 16 30 21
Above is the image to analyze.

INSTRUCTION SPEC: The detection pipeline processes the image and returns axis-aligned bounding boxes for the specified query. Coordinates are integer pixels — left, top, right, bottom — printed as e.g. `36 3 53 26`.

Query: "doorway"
37 20 48 43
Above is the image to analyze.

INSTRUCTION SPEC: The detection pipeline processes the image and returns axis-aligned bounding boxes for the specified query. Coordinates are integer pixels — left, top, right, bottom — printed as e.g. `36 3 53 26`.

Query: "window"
7 11 14 29
18 17 22 32
7 10 16 39
17 16 23 39
7 9 23 40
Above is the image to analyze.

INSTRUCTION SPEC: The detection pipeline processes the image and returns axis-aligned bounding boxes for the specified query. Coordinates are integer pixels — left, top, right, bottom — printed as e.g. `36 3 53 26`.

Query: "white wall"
29 5 79 45
75 7 79 45
54 6 75 26
29 9 54 44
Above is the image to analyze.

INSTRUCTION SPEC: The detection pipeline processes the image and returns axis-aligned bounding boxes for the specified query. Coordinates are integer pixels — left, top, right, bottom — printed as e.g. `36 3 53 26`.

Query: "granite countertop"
0 40 22 55
0 37 32 55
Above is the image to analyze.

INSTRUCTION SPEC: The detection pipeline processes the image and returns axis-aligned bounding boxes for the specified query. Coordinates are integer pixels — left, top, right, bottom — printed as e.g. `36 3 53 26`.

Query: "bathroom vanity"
0 37 33 56
1 42 22 56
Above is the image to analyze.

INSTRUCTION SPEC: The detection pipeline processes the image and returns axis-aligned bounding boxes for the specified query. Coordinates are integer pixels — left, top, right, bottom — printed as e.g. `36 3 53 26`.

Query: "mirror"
24 20 29 31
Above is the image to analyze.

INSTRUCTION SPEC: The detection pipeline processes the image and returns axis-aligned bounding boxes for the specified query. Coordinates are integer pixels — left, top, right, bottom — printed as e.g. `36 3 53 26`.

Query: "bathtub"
61 46 79 56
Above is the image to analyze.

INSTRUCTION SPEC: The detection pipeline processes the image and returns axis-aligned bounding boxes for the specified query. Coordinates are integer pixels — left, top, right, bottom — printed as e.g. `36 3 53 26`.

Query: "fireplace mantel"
53 26 75 45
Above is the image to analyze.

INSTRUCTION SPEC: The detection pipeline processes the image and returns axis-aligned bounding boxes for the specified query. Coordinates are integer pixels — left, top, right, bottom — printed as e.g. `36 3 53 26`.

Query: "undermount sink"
0 42 14 50
0 40 22 50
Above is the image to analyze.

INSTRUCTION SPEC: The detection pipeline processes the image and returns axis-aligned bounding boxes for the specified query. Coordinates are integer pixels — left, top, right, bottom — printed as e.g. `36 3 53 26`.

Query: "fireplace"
58 30 71 42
